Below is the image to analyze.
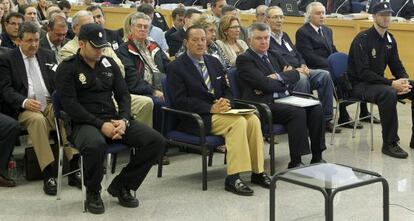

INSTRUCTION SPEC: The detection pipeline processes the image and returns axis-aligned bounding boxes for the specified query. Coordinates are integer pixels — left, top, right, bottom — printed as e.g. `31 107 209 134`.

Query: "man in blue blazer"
236 22 326 169
167 25 270 196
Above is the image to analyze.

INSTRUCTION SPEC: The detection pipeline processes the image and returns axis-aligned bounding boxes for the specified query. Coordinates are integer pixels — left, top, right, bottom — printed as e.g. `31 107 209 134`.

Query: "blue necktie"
262 55 289 99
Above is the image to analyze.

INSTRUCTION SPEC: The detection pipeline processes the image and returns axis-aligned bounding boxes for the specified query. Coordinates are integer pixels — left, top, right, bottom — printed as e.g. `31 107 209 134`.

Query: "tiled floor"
1 103 414 221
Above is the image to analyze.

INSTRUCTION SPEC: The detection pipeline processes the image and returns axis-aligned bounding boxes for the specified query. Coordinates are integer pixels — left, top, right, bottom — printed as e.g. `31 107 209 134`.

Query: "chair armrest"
234 99 273 131
234 100 256 109
161 107 206 144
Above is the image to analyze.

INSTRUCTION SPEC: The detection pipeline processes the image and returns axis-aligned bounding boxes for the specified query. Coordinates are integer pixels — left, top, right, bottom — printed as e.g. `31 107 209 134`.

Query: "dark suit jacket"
0 48 56 118
105 28 124 50
167 28 185 56
0 46 10 112
0 33 17 49
236 49 300 104
166 53 233 134
269 32 306 68
39 35 69 62
295 23 337 70
165 26 177 43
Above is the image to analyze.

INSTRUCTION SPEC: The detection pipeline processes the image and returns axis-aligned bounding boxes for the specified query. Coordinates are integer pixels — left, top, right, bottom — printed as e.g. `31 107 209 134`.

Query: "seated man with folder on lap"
167 25 271 196
236 22 327 169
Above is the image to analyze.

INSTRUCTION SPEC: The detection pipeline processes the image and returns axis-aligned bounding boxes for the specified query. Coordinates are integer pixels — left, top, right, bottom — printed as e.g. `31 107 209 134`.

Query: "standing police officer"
347 2 413 159
55 23 165 214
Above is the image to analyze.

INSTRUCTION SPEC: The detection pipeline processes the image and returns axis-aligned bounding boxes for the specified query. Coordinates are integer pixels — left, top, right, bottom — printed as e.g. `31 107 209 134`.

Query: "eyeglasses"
268 15 284 20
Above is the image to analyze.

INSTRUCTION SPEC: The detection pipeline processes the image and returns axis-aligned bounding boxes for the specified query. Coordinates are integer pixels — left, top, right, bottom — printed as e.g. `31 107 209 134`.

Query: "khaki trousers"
211 113 264 175
18 103 78 171
114 95 154 127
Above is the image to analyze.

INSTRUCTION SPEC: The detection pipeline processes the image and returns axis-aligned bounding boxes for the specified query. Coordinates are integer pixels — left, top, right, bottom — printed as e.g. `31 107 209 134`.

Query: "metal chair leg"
81 156 86 212
105 154 112 192
55 118 63 201
352 102 361 138
331 101 340 145
370 103 374 151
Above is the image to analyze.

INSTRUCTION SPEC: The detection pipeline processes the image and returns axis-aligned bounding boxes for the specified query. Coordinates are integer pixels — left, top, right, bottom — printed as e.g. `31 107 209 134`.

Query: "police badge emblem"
79 73 87 84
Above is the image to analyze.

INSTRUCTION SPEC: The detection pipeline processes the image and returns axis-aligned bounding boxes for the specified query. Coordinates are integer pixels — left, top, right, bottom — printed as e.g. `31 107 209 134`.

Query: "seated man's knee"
24 112 47 124
380 87 398 103
293 73 311 92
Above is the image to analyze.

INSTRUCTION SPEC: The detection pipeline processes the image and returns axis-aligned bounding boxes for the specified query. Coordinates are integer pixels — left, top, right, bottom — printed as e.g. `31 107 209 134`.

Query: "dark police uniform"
56 46 165 194
347 2 414 155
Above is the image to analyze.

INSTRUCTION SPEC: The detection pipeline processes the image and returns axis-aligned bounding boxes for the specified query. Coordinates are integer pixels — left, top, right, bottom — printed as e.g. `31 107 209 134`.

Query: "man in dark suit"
0 22 79 195
265 6 338 133
296 1 375 127
167 25 270 196
1 13 24 49
167 8 202 56
0 46 20 188
165 7 185 43
86 5 123 51
236 22 326 168
39 14 69 63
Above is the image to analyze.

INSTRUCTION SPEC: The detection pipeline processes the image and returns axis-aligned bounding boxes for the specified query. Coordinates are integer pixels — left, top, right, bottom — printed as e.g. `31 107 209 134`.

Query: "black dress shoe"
251 172 271 188
287 162 305 169
108 183 139 208
43 178 57 196
360 115 381 124
68 171 82 189
325 121 341 133
0 174 16 187
86 191 105 214
382 143 408 159
338 119 363 129
310 158 327 164
225 177 254 196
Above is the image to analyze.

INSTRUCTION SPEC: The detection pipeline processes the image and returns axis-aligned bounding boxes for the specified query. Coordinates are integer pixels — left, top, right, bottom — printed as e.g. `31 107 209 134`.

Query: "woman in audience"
216 15 248 66
37 0 48 21
2 0 13 17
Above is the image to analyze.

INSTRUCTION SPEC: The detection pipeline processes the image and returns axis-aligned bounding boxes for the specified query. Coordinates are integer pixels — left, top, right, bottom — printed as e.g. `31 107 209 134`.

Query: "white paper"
274 96 320 107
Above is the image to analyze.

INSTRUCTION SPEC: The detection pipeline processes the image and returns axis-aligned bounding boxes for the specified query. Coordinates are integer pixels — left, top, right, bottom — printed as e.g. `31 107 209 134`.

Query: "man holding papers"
167 25 270 196
236 22 326 169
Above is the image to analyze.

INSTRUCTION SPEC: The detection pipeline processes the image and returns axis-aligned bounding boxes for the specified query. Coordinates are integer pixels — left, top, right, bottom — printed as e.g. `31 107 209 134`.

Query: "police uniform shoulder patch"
101 57 112 68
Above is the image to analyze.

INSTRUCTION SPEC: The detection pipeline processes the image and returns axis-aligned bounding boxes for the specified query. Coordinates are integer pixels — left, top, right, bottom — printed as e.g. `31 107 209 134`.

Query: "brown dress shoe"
0 173 16 187
325 121 341 133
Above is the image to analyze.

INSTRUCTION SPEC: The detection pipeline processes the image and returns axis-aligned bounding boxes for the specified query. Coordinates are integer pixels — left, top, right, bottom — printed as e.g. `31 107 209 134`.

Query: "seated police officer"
348 2 414 159
56 23 165 214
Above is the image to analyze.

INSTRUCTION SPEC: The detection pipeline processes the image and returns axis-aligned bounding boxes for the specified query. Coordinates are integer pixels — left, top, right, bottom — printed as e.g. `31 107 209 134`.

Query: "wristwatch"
121 118 130 128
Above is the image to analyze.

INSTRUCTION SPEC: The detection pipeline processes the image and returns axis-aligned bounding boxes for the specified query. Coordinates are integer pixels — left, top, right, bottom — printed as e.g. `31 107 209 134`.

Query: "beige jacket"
58 36 125 77
215 39 248 66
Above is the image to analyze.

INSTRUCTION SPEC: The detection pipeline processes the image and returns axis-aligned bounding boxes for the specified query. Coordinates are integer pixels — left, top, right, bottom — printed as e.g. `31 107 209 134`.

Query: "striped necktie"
198 60 214 94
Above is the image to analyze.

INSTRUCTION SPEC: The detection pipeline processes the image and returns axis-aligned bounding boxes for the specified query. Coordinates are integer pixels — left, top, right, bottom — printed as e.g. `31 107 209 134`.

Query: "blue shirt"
149 25 169 52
